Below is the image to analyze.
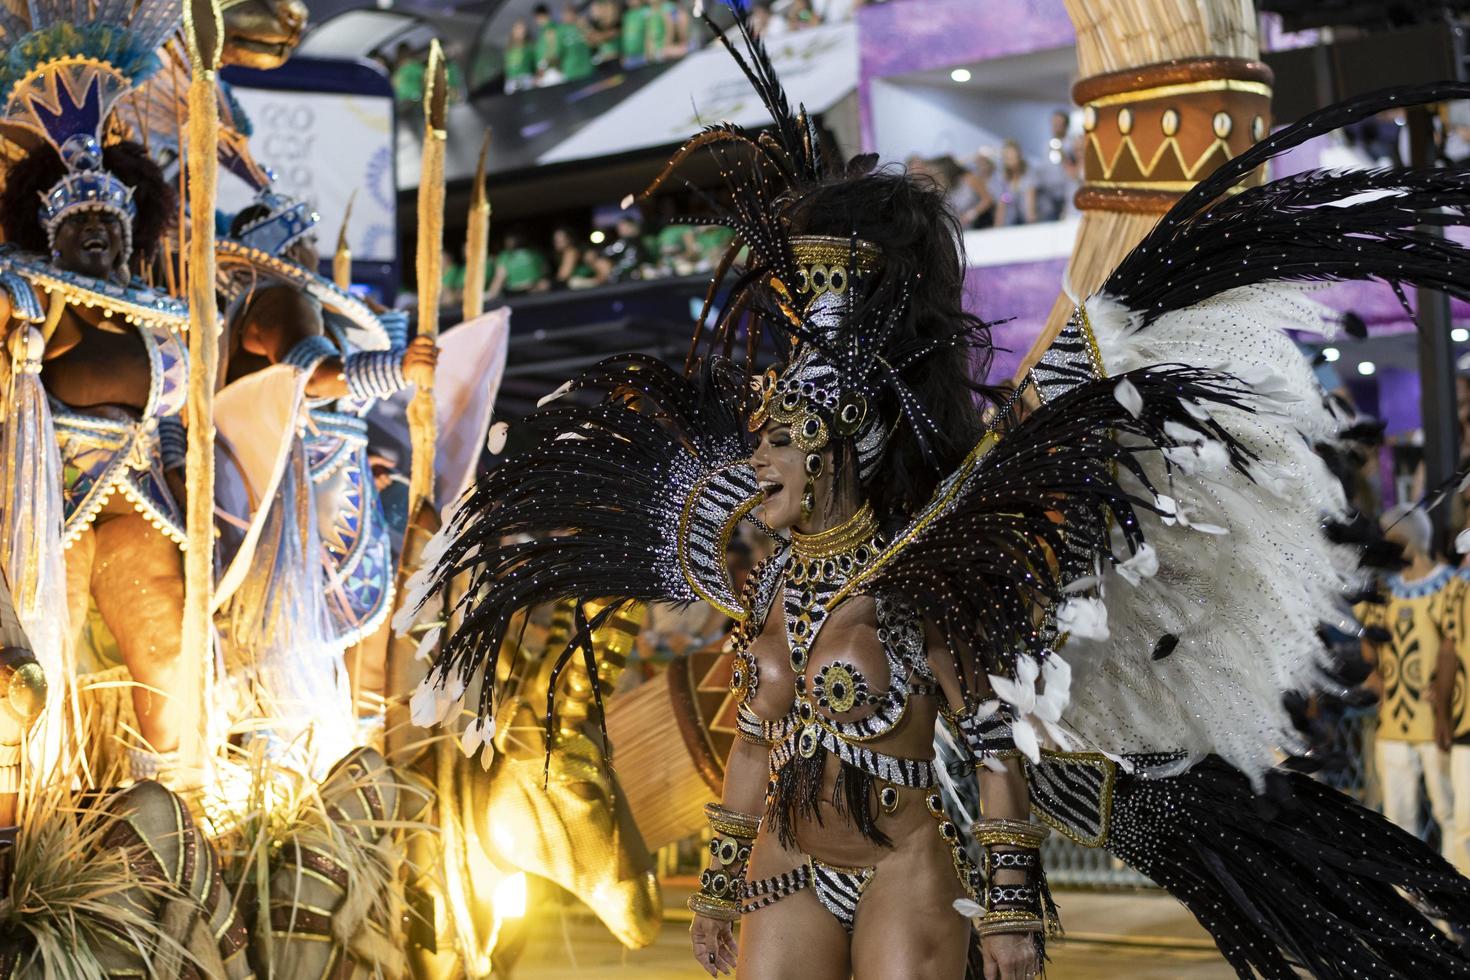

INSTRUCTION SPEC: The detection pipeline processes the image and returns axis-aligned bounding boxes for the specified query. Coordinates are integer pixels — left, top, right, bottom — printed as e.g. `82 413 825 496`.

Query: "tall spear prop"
462 131 492 324
393 42 462 976
179 0 223 779
409 41 447 519
333 190 356 292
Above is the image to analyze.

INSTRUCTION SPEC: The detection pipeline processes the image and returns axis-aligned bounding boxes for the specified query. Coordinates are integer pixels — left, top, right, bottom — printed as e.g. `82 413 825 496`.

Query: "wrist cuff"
158 416 187 471
345 349 408 401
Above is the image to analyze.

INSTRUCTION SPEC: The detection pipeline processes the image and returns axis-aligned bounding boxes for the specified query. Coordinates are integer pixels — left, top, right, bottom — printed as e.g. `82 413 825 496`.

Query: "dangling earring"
801 452 822 522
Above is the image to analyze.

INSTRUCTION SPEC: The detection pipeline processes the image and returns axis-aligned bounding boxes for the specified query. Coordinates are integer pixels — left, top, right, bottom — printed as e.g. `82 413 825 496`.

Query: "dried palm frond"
1 772 195 978
211 741 427 978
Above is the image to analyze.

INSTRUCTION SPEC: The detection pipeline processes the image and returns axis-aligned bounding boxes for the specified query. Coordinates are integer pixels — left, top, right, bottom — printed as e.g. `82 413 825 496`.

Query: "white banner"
219 88 397 263
539 22 858 164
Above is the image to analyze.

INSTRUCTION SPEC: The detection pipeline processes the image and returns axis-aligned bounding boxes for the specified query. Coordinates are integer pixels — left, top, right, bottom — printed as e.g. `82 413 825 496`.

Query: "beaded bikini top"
733 505 940 789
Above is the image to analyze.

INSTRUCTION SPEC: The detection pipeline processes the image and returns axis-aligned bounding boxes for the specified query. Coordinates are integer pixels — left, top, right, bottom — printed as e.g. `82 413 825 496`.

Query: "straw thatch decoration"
333 190 355 291
408 41 448 519
462 131 493 324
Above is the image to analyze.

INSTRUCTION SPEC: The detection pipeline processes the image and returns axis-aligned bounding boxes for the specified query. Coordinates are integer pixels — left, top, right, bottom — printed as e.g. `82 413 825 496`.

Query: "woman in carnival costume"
400 9 1470 979
0 0 203 786
210 109 437 772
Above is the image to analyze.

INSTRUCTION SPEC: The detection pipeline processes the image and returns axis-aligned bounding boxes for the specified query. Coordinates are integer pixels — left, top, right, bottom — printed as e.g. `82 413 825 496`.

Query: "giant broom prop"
1017 0 1267 374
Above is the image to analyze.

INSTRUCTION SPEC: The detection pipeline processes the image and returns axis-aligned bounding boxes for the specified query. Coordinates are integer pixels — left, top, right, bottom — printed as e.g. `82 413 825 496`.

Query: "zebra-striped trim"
956 703 1018 762
739 860 875 933
768 723 937 788
1031 308 1105 404
809 860 873 932
1027 750 1118 848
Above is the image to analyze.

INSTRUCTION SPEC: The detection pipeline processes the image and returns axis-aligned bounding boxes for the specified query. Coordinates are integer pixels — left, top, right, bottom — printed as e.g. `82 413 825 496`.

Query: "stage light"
1322 347 1340 362
494 872 528 919
1453 327 1469 343
590 230 606 244
950 68 971 83
1357 361 1376 376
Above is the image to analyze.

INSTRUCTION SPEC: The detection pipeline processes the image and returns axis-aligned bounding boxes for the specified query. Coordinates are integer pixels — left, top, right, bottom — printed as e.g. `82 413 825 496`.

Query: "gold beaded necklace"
789 503 884 586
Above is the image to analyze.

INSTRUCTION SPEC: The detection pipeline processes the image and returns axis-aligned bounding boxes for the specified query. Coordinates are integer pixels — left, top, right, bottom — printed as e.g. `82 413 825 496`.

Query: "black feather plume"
850 363 1256 691
406 355 754 730
1105 82 1470 321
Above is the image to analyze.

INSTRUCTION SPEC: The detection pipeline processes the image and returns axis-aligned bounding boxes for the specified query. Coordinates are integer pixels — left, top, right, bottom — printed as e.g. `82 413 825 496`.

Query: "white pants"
1451 745 1470 876
1378 739 1461 870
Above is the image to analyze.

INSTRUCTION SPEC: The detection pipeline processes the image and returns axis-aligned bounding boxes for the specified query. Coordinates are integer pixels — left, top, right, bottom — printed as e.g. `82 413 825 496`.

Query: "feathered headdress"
637 4 989 490
0 0 181 259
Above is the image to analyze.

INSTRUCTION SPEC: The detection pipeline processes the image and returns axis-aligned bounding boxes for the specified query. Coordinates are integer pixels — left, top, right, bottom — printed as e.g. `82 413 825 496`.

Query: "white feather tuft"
460 717 495 757
1113 378 1143 418
488 420 510 454
1115 543 1158 586
1056 597 1109 640
537 380 573 407
408 670 464 729
414 625 443 663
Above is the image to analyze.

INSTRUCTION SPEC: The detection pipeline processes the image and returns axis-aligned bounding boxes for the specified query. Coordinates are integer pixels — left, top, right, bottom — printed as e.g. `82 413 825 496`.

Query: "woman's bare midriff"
745 588 952 874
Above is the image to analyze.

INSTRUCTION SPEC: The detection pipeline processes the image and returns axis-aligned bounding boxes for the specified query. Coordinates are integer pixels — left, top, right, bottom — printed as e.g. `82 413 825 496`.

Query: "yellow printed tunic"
1446 566 1470 742
1358 566 1458 743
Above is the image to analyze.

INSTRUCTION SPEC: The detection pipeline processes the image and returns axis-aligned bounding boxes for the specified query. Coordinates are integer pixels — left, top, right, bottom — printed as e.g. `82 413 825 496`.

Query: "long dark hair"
0 140 176 266
784 166 997 520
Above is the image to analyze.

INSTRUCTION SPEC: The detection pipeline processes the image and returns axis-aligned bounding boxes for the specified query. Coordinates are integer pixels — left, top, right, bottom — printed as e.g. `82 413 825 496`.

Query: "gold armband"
687 803 761 922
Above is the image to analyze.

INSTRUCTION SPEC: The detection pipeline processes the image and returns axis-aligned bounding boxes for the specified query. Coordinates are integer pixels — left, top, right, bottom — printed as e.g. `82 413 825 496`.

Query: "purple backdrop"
854 0 1072 151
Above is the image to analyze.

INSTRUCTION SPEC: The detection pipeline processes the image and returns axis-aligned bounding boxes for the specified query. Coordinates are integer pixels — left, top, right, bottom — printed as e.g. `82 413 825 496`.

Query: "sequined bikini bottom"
740 857 875 932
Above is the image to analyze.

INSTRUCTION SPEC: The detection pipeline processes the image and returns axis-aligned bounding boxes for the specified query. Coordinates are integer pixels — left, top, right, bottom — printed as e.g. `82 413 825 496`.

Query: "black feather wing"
839 365 1255 699
402 355 758 722
1105 81 1470 320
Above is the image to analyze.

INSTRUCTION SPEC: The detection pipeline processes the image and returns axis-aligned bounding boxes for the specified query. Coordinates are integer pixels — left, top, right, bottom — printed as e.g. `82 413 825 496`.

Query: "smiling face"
53 209 127 280
750 421 835 531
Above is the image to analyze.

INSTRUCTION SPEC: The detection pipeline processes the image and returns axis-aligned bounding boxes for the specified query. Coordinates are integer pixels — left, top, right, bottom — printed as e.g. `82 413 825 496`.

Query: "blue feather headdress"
0 0 182 256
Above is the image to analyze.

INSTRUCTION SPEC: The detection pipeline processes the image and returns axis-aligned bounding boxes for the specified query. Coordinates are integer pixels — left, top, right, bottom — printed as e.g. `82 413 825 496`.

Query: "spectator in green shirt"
533 4 561 83
643 0 667 63
392 41 466 103
650 0 688 62
588 0 621 64
621 0 649 68
488 232 551 298
442 249 466 308
504 19 535 93
557 4 595 82
391 42 425 103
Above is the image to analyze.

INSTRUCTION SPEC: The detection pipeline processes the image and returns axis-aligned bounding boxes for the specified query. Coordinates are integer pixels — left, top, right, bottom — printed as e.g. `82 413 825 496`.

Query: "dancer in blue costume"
213 122 436 769
0 0 205 785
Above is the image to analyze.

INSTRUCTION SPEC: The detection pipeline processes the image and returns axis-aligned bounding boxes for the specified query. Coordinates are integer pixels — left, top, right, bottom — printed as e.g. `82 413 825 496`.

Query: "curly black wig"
0 140 176 264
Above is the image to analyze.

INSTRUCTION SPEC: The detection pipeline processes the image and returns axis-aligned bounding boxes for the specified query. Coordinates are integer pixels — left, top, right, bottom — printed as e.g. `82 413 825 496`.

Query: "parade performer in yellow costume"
1359 506 1461 869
